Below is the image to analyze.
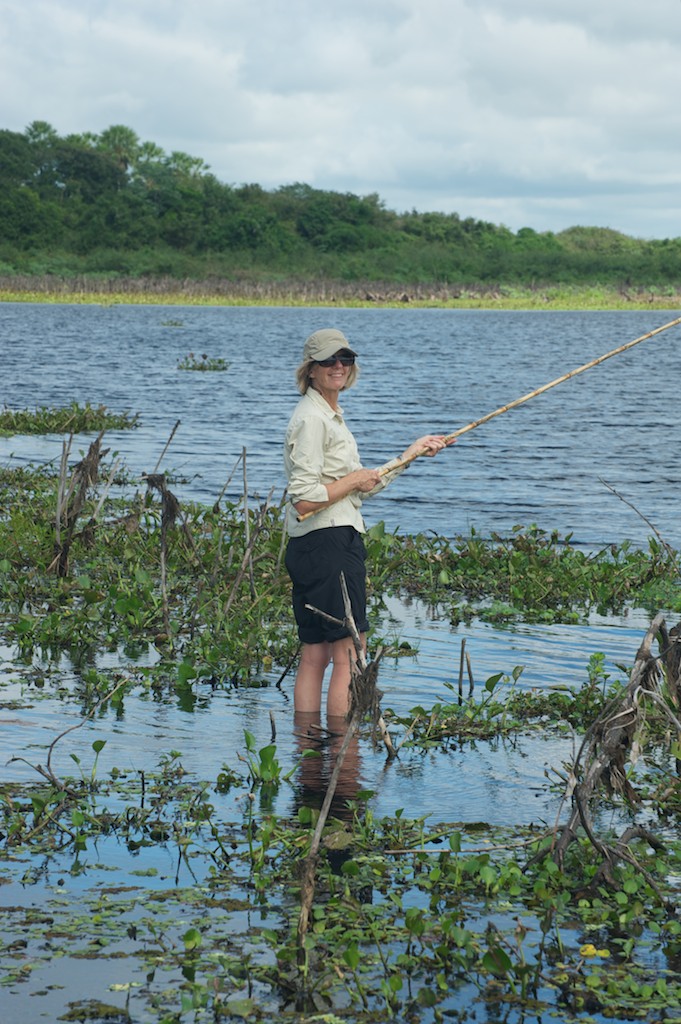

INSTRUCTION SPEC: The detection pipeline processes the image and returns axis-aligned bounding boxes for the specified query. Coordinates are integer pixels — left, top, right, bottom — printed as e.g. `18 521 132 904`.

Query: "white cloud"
0 0 680 236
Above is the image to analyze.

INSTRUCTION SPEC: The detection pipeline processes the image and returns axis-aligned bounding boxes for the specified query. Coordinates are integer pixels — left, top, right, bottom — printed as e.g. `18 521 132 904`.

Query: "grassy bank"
1 275 681 310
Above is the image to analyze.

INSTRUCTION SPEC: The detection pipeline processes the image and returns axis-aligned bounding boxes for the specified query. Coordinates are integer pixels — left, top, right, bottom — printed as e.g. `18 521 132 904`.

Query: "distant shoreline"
1 277 680 311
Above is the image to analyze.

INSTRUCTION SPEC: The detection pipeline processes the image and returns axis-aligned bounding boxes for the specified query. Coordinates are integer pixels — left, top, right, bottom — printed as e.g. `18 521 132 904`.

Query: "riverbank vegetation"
3 418 681 1020
2 122 681 311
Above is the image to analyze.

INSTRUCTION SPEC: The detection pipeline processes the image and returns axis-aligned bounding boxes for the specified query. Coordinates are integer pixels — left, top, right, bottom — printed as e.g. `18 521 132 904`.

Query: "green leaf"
224 999 256 1019
484 672 504 693
182 927 202 950
482 946 513 976
449 831 462 852
344 941 360 970
177 660 197 686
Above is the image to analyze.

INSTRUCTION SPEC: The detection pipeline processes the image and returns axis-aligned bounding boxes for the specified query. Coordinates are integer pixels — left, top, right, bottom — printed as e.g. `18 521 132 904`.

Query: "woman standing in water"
284 327 452 720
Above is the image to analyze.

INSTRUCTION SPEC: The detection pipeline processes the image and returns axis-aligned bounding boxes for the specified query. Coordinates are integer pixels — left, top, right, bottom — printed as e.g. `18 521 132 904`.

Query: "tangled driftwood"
547 612 681 904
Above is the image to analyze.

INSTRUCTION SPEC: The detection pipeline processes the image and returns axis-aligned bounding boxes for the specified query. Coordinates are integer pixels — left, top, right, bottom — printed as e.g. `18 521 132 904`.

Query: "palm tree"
165 150 210 180
97 124 140 173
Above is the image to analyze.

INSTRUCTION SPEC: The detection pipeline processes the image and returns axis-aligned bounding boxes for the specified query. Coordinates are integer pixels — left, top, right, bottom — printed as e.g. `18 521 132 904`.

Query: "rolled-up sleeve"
286 414 330 504
363 455 409 497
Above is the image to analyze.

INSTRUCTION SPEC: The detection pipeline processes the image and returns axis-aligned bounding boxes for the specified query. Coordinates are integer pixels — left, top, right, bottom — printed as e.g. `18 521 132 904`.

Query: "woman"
284 327 452 719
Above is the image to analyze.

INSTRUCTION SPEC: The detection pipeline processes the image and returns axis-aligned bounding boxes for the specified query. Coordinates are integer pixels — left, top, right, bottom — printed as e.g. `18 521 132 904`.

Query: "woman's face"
308 351 354 402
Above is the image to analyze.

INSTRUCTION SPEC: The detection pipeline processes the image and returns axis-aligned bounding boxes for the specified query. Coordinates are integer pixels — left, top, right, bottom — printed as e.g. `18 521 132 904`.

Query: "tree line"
1 120 680 287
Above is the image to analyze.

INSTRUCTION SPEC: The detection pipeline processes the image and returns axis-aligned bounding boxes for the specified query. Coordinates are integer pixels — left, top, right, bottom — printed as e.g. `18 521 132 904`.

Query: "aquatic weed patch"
0 401 139 436
0 460 299 684
2 461 679 695
177 352 230 372
366 521 681 624
4 751 681 1023
4 457 681 1019
385 655 630 746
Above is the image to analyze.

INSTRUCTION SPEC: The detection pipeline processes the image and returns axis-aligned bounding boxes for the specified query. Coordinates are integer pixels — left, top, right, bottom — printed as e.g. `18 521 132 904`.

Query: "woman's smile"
309 354 351 406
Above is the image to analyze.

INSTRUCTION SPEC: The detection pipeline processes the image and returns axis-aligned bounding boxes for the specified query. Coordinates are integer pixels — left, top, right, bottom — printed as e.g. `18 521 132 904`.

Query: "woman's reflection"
293 711 362 823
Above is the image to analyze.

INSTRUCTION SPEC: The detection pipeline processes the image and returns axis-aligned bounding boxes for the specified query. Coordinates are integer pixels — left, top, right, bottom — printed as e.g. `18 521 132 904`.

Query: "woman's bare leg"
294 642 331 713
326 633 366 718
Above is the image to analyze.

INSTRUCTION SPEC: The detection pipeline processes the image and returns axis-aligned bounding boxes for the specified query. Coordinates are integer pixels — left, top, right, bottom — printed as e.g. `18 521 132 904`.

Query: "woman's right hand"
294 467 382 516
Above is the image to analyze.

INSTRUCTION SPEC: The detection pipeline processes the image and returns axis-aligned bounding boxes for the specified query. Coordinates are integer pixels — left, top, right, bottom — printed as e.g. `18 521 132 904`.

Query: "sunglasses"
315 351 356 367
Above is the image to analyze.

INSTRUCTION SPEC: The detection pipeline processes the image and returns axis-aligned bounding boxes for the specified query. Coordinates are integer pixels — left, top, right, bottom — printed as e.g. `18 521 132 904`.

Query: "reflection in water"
293 711 363 823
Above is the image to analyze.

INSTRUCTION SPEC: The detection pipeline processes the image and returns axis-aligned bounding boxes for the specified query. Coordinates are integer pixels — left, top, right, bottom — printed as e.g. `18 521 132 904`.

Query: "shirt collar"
305 386 344 419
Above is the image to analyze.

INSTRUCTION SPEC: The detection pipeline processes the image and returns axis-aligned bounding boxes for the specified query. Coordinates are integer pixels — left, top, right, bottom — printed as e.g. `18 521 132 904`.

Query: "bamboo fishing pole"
297 314 681 522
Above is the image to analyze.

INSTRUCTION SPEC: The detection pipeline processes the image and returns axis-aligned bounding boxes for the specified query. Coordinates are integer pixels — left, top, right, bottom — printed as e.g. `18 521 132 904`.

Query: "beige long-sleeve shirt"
284 388 407 538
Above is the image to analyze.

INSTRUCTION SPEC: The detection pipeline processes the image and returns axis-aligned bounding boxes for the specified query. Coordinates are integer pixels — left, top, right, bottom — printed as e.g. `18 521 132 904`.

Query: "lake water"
2 303 681 1023
1 303 680 822
2 303 681 547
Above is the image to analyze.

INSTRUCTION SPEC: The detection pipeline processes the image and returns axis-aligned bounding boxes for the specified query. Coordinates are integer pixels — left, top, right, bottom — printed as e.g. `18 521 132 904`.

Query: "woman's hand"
349 467 383 492
293 467 381 516
402 434 454 460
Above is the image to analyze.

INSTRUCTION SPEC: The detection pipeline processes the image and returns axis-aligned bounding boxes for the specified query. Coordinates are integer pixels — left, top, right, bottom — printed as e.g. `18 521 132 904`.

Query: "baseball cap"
303 328 358 362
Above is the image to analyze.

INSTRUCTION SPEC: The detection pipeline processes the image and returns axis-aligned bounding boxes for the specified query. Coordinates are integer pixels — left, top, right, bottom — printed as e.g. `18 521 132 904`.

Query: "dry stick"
599 477 678 561
143 475 181 633
298 315 681 522
242 447 256 601
466 648 474 696
55 434 72 547
91 456 121 521
223 490 275 615
302 599 396 759
49 434 106 576
549 612 671 871
152 418 181 475
210 458 247 585
297 710 362 963
458 638 466 704
8 677 130 792
297 575 382 965
213 451 244 512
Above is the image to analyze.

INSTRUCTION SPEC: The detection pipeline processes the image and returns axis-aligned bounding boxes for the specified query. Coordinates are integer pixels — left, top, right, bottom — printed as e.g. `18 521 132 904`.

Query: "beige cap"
303 328 357 362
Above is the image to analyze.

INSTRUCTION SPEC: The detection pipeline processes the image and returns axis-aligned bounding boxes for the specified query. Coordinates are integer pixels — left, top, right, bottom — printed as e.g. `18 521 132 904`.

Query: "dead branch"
49 433 108 576
7 676 130 796
600 478 678 562
152 418 181 475
296 572 393 968
223 490 275 614
546 612 680 903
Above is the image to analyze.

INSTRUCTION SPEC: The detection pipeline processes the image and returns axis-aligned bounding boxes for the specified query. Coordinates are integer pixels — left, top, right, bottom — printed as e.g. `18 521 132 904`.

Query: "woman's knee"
300 642 331 671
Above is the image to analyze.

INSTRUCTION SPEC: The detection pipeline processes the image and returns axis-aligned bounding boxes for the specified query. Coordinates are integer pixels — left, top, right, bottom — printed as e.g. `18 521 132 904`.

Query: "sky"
1 0 681 239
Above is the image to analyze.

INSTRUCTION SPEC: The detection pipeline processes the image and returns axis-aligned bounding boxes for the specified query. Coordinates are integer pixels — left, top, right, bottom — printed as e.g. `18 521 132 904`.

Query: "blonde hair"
295 358 360 395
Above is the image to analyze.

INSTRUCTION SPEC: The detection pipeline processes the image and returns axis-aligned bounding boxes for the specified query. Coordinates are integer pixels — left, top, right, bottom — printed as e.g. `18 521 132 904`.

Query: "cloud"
0 0 680 236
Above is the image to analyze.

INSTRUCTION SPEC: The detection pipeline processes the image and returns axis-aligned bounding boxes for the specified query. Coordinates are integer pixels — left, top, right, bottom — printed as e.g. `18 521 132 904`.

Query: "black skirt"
285 525 369 644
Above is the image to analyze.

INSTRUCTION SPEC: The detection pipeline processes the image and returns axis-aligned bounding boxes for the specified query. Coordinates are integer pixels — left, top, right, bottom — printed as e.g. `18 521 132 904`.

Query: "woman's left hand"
404 434 454 459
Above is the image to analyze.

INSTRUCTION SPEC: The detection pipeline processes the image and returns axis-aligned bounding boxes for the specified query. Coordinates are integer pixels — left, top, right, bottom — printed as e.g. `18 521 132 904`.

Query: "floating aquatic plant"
177 351 230 371
0 400 139 436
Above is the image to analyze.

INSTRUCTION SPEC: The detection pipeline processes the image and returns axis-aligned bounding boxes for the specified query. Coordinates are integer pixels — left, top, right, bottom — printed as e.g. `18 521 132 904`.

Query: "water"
1 304 679 1023
1 302 676 816
2 304 680 547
